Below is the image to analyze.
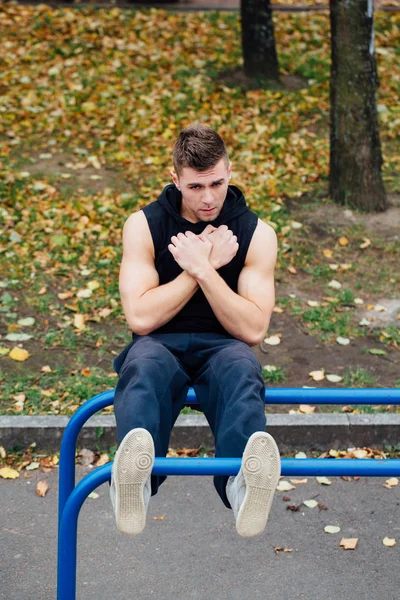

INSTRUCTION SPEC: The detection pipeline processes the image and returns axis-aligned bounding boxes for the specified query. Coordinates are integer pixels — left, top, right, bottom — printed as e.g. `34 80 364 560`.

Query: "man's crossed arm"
119 210 277 345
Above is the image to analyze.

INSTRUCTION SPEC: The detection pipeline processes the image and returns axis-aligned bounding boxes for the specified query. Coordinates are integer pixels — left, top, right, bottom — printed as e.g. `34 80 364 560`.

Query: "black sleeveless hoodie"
141 183 259 336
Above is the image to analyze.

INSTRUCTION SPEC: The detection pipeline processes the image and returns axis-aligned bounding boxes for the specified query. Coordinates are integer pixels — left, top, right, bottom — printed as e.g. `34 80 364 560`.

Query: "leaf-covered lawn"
0 6 399 415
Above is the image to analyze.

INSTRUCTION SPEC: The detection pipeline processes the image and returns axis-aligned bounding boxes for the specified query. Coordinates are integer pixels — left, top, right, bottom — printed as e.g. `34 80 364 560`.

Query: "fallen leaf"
274 547 293 554
277 480 295 492
325 525 341 534
328 280 342 289
263 335 281 346
384 478 399 489
95 453 110 467
307 300 320 307
326 374 342 383
382 537 396 547
368 348 387 355
58 291 75 300
336 337 350 346
36 480 49 497
9 347 30 361
294 452 307 459
74 314 85 330
309 369 325 381
338 237 349 246
290 479 308 484
340 538 358 550
303 499 319 508
322 249 333 258
26 461 40 471
88 492 99 499
153 514 166 521
299 405 316 414
0 466 20 479
360 238 371 249
317 477 332 486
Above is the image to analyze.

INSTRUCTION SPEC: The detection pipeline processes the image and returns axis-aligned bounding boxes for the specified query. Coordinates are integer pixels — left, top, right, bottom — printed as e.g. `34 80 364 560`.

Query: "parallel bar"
58 390 114 533
57 457 400 600
58 387 400 529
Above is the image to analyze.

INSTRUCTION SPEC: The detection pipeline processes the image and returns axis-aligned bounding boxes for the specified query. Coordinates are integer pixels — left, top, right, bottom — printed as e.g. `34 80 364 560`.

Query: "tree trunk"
329 0 387 212
241 0 280 80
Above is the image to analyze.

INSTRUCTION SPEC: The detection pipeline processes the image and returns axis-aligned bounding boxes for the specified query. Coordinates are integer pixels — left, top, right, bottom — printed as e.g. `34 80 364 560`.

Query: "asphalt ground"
1 466 400 600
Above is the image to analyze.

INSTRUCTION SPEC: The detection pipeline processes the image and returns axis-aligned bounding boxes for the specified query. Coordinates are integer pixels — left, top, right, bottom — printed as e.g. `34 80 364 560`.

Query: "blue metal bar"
57 465 110 600
58 390 114 533
57 457 400 600
58 386 400 529
185 387 400 405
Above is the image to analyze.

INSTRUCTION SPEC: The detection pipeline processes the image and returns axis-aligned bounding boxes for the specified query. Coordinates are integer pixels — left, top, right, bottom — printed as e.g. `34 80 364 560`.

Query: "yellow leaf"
338 237 349 246
360 238 371 249
9 347 30 361
382 537 396 547
74 314 85 330
340 538 358 550
309 369 325 381
153 514 166 521
0 467 20 479
322 248 333 258
384 478 398 489
299 405 316 414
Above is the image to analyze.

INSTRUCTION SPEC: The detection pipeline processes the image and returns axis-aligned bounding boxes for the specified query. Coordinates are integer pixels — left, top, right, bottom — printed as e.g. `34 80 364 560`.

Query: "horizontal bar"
76 458 400 482
152 457 400 477
186 387 400 405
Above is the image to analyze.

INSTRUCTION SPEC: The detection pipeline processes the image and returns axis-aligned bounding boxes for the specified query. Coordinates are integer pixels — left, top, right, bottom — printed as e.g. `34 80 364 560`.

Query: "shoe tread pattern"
114 429 154 535
236 432 281 538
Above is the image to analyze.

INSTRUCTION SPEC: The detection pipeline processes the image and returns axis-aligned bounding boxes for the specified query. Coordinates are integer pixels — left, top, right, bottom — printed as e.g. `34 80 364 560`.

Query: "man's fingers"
168 243 176 255
202 224 217 235
218 225 229 232
185 230 196 238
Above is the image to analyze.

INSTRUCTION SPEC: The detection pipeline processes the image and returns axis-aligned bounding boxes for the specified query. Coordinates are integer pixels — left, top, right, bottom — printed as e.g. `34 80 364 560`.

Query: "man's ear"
170 170 180 189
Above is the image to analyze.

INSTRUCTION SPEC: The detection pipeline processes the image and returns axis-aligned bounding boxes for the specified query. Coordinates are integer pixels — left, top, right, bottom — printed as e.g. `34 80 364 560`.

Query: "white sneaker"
110 428 154 535
226 431 281 538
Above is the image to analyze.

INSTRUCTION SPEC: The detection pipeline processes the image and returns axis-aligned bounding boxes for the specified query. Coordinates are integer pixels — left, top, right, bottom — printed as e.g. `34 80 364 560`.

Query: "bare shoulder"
122 209 154 257
245 219 278 267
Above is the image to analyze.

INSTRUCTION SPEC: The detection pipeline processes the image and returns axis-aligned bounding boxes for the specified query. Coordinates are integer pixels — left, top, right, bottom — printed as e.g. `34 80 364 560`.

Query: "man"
110 123 281 538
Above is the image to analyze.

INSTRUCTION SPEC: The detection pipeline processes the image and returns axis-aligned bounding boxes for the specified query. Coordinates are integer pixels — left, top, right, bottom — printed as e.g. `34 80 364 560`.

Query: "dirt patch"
216 67 308 91
19 151 134 196
286 194 400 239
255 309 400 414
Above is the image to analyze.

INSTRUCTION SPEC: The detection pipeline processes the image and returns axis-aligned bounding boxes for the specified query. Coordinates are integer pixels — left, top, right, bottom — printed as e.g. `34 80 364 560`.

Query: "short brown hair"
173 123 229 177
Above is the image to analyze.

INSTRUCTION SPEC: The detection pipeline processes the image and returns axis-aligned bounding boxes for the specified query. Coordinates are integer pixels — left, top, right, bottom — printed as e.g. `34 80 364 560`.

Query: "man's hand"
168 231 213 278
199 225 239 270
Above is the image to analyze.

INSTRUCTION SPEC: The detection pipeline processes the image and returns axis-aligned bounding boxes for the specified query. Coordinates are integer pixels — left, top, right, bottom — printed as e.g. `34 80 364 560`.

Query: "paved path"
1 466 399 600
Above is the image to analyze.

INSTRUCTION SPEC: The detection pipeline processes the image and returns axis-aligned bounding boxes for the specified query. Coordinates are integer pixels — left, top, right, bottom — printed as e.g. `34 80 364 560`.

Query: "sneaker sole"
236 432 281 538
114 428 154 535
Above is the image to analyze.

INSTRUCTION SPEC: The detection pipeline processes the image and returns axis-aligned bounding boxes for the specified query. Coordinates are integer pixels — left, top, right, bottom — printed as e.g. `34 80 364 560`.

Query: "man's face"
170 158 232 223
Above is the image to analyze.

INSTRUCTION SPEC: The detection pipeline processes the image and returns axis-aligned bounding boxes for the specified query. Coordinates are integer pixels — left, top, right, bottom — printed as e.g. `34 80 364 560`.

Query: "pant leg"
113 334 191 495
192 338 266 508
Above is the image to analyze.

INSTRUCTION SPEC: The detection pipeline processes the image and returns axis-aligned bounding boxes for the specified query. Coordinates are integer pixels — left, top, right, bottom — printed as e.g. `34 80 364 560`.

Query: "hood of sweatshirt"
156 183 249 233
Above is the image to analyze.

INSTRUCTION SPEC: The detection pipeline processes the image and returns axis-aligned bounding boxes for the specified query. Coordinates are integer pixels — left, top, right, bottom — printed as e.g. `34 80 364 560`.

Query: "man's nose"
203 187 214 203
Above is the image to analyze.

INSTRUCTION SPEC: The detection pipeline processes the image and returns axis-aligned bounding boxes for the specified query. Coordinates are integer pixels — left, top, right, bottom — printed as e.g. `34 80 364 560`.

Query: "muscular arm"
193 220 277 346
119 211 199 335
